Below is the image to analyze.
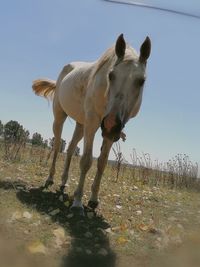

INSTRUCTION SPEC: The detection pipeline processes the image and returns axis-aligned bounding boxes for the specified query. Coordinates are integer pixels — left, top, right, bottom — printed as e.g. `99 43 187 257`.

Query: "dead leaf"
120 224 128 231
148 227 161 234
28 241 47 254
138 223 149 231
117 236 129 245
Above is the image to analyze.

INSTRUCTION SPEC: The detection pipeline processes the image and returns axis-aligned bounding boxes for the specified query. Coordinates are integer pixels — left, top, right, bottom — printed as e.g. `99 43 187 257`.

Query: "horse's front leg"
88 138 113 209
71 116 99 214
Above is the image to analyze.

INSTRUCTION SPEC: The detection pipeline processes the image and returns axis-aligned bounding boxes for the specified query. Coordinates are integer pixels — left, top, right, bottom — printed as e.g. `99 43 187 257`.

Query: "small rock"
87 211 94 219
53 227 67 248
23 211 32 219
105 228 113 234
67 213 74 219
135 210 142 215
59 195 64 202
152 186 159 191
97 248 108 256
133 186 138 190
116 205 122 209
49 209 60 216
64 201 70 207
85 249 92 255
84 231 93 238
129 230 134 235
32 220 41 226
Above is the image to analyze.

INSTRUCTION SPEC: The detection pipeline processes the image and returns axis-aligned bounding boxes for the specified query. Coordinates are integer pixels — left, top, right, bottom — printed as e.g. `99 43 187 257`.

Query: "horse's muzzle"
101 114 124 142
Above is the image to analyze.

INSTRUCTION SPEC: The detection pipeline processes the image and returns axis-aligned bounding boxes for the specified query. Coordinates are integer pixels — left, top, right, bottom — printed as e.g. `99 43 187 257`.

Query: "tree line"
0 120 66 152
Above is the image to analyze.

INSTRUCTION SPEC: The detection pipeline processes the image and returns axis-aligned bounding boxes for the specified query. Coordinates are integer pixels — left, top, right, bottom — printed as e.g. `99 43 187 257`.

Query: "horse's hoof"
44 180 54 189
87 200 99 210
70 206 85 217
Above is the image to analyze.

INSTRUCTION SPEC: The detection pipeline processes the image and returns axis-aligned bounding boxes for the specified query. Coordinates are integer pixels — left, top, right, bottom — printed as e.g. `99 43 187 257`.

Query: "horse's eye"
108 71 115 81
135 78 145 87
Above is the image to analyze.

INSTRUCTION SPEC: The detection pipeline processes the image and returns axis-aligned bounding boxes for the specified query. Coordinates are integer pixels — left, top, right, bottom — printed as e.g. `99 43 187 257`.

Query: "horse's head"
101 34 151 142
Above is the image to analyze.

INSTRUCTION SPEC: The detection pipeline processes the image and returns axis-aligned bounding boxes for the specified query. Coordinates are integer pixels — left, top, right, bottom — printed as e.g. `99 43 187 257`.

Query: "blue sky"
0 0 200 166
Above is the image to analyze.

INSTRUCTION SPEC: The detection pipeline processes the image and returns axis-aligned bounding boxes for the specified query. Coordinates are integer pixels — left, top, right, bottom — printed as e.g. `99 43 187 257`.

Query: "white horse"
32 34 151 214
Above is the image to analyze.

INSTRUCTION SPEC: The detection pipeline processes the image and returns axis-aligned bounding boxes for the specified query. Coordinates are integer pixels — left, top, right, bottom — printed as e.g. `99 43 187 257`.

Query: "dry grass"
117 147 199 191
0 144 200 267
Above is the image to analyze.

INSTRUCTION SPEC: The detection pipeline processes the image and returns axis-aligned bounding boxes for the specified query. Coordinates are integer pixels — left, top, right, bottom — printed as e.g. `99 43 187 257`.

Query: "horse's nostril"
101 115 124 142
101 117 106 130
102 114 116 132
101 114 124 133
115 115 123 129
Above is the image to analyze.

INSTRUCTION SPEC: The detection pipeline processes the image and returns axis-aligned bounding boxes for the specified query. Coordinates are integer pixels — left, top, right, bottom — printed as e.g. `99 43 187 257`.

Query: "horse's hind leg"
60 122 83 191
45 104 67 188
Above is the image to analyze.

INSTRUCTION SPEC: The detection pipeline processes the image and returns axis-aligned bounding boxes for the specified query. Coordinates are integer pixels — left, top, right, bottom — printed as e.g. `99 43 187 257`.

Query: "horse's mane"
92 44 138 77
92 46 115 77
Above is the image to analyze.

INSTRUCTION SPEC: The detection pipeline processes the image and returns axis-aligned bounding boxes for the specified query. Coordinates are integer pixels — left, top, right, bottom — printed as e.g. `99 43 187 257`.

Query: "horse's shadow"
0 180 116 267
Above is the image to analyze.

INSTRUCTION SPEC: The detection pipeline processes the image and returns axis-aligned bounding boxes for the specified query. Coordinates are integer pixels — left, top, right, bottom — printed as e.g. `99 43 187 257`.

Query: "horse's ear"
139 36 151 63
115 34 126 59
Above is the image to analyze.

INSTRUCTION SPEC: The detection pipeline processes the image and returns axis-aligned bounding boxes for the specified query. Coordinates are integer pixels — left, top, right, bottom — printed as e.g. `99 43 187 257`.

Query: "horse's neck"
86 59 114 119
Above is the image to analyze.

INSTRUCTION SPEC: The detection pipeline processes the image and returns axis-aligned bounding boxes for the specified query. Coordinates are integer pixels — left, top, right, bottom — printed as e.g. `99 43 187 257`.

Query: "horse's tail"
32 79 56 99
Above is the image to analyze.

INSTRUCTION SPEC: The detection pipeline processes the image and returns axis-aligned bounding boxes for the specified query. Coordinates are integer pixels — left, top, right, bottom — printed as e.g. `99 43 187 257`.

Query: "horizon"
1 117 199 178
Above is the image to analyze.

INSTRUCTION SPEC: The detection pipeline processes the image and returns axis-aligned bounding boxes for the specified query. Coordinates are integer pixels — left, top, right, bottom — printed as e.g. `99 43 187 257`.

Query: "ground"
0 152 200 267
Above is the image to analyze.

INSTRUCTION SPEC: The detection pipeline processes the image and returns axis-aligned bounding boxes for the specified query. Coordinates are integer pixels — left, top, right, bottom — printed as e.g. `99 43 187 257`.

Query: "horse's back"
57 61 94 124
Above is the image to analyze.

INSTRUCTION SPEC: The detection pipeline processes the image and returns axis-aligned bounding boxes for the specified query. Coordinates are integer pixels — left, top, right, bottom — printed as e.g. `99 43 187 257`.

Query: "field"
0 145 200 267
